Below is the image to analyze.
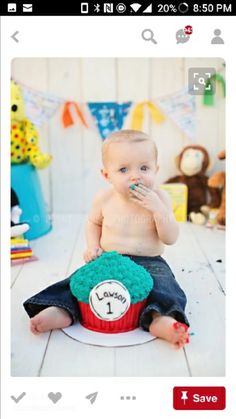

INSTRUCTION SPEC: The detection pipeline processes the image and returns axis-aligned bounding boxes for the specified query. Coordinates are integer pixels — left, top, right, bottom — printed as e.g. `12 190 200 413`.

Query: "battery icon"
81 3 89 13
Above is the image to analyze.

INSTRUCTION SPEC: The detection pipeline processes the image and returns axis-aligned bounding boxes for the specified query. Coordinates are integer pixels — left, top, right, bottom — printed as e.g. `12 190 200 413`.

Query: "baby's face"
102 141 158 197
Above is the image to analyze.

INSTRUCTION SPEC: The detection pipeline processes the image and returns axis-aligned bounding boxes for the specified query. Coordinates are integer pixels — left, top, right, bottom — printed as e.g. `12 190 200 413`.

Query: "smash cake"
70 251 153 334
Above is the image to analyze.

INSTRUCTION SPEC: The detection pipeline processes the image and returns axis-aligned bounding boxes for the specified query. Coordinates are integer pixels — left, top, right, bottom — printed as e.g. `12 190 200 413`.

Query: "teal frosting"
70 251 153 304
129 183 140 190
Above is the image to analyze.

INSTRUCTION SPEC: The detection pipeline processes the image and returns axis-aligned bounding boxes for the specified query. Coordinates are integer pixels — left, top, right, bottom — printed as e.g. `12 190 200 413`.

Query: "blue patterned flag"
88 101 132 140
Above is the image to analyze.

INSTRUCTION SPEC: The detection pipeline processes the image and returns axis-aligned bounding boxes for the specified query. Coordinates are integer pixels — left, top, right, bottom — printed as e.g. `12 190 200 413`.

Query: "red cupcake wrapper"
78 300 147 334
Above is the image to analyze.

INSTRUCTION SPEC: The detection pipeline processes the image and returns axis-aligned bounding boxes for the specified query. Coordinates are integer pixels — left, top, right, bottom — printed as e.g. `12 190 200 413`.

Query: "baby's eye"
119 167 128 173
141 165 149 171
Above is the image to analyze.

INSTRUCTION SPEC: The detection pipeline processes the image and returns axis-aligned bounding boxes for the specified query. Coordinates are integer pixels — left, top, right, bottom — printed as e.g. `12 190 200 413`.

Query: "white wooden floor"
11 215 225 377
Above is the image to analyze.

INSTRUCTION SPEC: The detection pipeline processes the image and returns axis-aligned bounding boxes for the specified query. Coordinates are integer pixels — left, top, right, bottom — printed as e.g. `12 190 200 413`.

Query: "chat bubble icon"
176 28 190 44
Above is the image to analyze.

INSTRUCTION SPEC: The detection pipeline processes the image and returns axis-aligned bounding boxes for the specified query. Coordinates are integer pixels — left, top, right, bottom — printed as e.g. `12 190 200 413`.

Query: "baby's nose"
130 174 140 181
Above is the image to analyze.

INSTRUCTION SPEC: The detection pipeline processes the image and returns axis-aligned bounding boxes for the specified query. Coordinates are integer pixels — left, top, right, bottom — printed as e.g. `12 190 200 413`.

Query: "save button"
173 386 226 410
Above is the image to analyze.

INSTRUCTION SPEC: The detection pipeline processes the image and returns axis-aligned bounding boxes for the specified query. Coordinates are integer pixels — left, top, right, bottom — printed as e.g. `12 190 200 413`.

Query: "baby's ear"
100 168 110 181
155 164 160 173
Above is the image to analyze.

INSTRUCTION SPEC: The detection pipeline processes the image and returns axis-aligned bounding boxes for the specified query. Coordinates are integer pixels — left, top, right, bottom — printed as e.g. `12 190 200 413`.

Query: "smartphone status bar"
1 1 235 16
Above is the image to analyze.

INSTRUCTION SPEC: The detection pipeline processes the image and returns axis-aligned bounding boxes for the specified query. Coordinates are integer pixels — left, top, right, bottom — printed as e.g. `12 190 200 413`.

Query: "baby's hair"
102 129 158 166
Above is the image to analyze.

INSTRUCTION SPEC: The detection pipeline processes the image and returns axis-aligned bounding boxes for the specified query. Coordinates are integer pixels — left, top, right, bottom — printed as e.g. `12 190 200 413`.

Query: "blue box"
11 163 52 240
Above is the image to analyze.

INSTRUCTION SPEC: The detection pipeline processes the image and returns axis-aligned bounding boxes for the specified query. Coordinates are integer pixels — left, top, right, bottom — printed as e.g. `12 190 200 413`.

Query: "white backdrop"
11 57 225 213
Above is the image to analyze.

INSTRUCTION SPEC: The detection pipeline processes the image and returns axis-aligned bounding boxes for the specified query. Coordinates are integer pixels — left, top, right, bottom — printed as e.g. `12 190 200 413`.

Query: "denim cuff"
139 303 162 331
23 298 78 325
139 303 190 332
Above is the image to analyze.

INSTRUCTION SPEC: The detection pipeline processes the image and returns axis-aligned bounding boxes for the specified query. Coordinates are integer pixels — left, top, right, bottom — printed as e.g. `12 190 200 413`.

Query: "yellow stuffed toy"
11 81 52 169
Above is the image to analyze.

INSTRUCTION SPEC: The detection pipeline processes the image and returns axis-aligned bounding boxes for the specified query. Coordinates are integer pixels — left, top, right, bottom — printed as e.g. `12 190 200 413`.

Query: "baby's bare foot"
149 315 189 349
30 307 72 335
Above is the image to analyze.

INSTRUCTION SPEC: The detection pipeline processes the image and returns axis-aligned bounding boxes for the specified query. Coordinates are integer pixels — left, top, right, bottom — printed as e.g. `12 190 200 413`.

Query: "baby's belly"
100 231 164 256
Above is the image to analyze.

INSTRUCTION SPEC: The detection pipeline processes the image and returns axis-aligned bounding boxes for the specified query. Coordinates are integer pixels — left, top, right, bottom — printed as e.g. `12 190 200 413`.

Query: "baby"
24 130 189 348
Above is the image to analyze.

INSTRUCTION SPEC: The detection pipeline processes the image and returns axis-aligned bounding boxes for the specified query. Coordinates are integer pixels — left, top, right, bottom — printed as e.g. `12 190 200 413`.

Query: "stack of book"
11 238 33 262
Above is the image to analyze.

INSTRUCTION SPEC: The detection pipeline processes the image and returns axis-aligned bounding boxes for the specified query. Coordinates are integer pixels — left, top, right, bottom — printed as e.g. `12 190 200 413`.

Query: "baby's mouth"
129 181 144 190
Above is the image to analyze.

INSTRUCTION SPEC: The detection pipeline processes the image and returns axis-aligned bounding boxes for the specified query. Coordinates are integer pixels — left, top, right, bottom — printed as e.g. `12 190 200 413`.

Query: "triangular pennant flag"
62 102 88 128
88 101 132 140
203 73 226 106
157 88 196 140
130 101 165 130
22 85 64 127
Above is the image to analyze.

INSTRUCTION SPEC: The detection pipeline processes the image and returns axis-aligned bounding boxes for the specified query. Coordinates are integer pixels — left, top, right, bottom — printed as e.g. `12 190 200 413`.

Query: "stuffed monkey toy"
166 145 221 224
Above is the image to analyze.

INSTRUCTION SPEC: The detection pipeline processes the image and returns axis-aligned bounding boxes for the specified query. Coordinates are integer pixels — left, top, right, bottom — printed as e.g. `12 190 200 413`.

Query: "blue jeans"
23 254 189 331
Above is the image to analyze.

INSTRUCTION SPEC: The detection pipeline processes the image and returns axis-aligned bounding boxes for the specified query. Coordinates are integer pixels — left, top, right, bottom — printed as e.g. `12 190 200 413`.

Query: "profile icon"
211 29 224 44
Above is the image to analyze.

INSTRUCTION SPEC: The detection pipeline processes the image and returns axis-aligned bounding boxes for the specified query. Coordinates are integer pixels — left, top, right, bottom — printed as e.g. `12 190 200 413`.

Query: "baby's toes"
30 319 40 335
177 333 190 348
173 321 188 332
185 333 190 344
174 340 184 349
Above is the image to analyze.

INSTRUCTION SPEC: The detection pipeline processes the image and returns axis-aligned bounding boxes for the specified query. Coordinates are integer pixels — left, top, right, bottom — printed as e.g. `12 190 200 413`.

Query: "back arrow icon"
11 31 19 42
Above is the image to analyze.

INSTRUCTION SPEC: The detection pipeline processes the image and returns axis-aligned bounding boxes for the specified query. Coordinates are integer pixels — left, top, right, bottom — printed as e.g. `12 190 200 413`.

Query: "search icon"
198 77 206 85
141 29 157 44
198 76 211 90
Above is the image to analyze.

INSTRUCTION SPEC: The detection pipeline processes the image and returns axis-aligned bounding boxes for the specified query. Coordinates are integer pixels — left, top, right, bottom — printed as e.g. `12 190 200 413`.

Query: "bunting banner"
22 85 64 127
157 88 196 140
130 101 165 130
14 80 215 141
203 73 226 106
62 101 88 128
88 101 132 140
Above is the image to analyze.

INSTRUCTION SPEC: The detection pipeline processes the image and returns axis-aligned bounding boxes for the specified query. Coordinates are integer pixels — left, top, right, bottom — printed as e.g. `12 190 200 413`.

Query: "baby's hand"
83 247 103 263
129 184 165 213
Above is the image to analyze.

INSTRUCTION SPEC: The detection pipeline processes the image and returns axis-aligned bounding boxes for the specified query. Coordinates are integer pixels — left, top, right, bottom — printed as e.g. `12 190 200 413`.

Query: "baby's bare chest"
102 200 155 233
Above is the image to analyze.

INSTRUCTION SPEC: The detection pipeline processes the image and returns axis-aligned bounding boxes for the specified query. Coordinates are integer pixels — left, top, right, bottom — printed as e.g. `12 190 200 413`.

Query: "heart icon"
48 392 62 404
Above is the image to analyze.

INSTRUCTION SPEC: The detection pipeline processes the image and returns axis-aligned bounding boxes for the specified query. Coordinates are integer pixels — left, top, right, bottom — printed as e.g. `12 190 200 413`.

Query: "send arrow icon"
86 392 98 405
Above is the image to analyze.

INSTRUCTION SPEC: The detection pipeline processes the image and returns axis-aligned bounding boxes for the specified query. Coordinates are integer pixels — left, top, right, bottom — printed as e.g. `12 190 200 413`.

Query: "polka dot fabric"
11 120 39 164
11 81 52 169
